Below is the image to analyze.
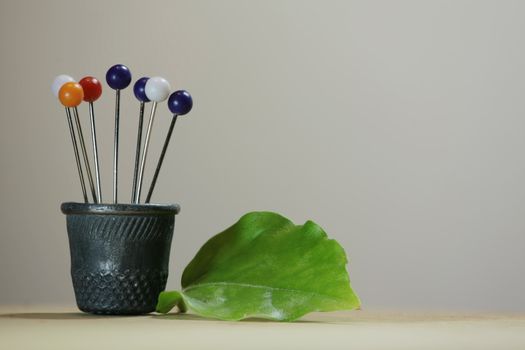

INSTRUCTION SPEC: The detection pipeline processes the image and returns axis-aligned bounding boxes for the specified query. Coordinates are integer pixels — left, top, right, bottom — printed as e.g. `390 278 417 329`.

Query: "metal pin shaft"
88 102 102 203
145 116 178 203
65 107 88 203
72 107 98 203
131 101 146 203
113 90 120 204
135 101 157 203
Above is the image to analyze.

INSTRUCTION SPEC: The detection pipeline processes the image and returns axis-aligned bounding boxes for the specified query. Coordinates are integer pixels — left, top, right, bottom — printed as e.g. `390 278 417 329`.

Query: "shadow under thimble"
61 202 180 315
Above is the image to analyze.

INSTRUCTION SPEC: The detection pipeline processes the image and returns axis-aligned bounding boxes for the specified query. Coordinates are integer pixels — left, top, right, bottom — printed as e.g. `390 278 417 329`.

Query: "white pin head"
52 75 75 98
145 77 171 102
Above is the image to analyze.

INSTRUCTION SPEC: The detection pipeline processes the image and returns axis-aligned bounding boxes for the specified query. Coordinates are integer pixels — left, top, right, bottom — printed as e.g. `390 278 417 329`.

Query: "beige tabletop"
1 306 524 350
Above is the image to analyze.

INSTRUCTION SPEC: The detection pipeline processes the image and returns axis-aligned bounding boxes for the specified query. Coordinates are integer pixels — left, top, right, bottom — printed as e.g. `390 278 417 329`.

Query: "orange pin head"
59 82 84 107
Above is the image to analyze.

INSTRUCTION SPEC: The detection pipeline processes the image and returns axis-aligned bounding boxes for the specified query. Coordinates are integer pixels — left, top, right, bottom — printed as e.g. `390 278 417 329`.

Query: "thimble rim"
61 202 180 216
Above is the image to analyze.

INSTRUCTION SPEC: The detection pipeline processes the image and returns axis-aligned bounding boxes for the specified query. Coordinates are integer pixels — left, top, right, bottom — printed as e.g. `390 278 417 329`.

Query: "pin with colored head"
106 64 132 90
133 77 150 103
106 64 132 204
130 77 150 202
145 90 193 203
53 77 87 203
59 82 98 203
58 81 84 107
167 90 193 116
52 75 75 97
79 76 102 102
134 77 171 203
79 76 103 202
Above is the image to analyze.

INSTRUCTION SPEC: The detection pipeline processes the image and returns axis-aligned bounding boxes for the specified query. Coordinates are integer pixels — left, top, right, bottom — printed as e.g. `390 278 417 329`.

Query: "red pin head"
79 76 102 102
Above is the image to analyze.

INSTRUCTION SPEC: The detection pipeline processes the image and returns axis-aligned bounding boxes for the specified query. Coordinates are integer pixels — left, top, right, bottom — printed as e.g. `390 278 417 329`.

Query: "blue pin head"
168 90 193 116
106 64 132 90
133 77 150 102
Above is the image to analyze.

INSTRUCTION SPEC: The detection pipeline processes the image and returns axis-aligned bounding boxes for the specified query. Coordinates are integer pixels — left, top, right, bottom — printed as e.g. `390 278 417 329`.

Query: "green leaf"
157 211 360 321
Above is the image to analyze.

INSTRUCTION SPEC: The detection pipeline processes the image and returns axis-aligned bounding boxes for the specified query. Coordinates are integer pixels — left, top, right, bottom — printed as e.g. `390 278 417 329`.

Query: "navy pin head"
167 90 193 116
133 77 150 102
106 64 132 90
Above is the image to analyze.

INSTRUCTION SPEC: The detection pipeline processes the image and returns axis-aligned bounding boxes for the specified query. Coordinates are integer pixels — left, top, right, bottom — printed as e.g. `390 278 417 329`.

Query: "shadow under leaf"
150 313 316 323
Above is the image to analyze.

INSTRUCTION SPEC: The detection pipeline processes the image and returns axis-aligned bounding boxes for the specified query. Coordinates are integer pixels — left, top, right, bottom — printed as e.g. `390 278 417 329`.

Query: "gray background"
1 0 524 311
